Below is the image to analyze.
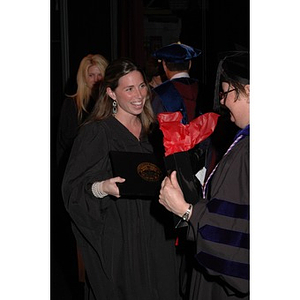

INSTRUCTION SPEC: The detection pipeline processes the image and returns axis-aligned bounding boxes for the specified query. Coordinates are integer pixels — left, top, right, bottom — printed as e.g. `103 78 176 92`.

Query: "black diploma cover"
109 151 165 198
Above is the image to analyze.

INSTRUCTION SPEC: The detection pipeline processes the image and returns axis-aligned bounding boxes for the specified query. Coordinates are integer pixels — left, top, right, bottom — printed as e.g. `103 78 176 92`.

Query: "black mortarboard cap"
152 43 201 63
213 51 249 111
221 52 249 85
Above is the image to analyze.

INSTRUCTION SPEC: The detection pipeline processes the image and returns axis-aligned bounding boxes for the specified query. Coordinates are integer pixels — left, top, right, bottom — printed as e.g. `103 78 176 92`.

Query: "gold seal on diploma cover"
137 162 162 182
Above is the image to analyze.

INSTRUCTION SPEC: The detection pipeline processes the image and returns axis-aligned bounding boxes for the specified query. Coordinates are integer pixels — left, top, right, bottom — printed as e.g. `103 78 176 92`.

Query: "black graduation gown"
62 116 180 300
56 97 95 171
54 96 96 292
187 129 249 299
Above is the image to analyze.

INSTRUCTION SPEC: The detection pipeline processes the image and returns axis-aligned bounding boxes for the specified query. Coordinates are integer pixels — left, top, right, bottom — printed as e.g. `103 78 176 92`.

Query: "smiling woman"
62 58 181 300
218 52 250 129
106 70 148 138
220 82 249 129
89 58 155 132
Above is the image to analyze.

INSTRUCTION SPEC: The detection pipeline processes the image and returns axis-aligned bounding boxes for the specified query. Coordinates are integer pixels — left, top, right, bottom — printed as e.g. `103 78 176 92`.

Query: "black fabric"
187 134 249 299
56 97 96 173
54 96 96 298
62 116 181 300
56 98 78 171
164 153 200 204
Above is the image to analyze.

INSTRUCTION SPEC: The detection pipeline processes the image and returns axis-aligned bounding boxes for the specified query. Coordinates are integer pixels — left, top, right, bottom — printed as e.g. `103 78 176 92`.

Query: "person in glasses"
158 51 250 299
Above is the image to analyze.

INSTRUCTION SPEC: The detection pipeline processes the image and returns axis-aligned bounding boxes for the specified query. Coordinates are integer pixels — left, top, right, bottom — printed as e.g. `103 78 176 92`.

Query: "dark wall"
66 1 112 93
177 0 249 111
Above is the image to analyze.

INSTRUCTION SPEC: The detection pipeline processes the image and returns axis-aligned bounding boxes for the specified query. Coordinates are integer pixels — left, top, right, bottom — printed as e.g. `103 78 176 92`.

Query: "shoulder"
238 136 249 155
222 137 249 177
234 137 249 162
172 77 199 85
234 127 250 155
153 80 172 93
59 97 77 117
78 117 115 137
77 120 105 141
227 136 249 160
61 97 76 109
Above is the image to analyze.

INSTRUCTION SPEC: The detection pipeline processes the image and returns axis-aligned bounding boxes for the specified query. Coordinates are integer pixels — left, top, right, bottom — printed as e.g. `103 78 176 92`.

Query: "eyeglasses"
219 88 236 101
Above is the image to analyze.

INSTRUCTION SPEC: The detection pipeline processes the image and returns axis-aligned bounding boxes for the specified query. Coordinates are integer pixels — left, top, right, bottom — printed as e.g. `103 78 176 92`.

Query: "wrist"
91 181 108 198
181 204 193 222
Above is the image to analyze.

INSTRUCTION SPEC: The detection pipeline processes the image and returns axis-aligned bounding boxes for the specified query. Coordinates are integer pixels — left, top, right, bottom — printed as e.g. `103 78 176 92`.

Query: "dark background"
51 0 249 299
51 0 249 135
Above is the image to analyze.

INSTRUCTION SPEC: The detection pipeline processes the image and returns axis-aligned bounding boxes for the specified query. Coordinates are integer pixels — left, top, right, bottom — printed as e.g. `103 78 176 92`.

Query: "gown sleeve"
187 138 249 296
62 121 113 231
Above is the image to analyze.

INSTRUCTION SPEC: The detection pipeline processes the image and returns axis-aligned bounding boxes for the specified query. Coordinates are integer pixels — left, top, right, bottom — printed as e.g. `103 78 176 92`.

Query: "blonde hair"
88 58 155 133
68 54 109 121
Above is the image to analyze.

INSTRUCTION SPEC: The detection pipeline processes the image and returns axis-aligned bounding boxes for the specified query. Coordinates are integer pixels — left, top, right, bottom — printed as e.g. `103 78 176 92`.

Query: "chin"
133 107 144 114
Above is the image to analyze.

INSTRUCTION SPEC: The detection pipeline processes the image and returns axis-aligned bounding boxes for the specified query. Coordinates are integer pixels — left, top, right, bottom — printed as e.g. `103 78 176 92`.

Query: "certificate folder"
109 151 165 198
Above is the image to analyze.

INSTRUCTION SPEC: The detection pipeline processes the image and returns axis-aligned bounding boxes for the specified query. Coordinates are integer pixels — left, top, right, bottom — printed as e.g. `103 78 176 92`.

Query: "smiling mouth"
132 101 143 106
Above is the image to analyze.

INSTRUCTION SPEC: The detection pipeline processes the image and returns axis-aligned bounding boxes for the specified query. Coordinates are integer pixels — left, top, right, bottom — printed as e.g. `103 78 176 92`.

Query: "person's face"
220 82 250 129
107 70 148 118
86 65 103 89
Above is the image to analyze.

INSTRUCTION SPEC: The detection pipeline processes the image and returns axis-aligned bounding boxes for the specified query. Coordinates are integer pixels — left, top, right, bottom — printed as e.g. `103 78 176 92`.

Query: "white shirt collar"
170 72 190 80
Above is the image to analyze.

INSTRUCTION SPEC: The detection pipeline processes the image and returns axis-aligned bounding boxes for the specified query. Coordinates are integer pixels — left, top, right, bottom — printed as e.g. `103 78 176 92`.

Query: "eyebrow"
123 82 145 89
123 85 134 89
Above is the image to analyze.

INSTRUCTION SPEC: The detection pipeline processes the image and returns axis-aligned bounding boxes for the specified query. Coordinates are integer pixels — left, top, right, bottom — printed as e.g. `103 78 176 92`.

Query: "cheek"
86 77 93 84
115 93 129 104
141 88 148 99
223 99 237 116
228 102 244 121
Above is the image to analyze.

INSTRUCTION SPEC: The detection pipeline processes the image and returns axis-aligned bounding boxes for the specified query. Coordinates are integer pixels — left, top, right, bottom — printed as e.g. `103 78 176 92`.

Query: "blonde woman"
57 54 109 168
55 54 109 288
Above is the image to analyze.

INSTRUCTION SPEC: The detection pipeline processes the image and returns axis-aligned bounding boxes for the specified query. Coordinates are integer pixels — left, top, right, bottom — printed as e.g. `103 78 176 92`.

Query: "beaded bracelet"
91 181 108 198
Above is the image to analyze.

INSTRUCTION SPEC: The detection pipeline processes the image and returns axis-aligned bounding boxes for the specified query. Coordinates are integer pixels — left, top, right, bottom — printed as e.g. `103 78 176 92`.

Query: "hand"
159 171 190 217
102 176 125 198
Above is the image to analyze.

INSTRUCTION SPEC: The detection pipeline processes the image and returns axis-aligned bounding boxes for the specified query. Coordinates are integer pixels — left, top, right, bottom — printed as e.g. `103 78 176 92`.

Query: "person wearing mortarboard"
151 42 202 124
151 42 205 299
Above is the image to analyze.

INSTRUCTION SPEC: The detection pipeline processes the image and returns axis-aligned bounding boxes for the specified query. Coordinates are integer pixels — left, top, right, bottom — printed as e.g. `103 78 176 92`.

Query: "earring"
112 100 117 115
